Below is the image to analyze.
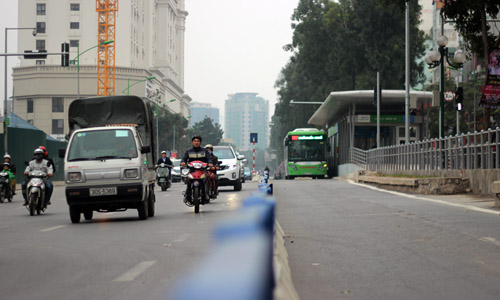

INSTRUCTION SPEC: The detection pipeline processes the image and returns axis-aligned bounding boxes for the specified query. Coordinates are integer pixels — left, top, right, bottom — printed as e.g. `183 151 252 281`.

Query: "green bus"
283 128 328 179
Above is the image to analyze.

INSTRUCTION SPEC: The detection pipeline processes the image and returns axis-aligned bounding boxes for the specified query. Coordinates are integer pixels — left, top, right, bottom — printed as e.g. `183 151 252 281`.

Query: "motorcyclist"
156 150 173 183
2 162 14 196
205 144 219 196
3 154 16 195
39 146 56 173
180 135 213 202
39 146 55 205
22 148 53 207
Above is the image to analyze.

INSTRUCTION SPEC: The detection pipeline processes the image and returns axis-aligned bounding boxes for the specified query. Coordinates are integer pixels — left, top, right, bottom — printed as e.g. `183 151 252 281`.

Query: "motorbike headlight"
68 172 82 182
125 169 139 178
181 169 189 175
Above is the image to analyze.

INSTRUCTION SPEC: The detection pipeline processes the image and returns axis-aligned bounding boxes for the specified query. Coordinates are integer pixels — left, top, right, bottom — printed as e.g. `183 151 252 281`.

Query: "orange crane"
96 0 118 96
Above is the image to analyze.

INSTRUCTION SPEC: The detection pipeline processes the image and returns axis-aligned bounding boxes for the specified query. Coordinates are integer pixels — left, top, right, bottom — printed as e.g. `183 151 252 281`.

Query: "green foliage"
270 0 426 162
156 105 189 156
187 116 224 147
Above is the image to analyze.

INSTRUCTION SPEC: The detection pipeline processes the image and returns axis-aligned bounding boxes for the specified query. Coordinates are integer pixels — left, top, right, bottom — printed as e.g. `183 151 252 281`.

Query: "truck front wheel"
70 206 81 223
138 199 148 220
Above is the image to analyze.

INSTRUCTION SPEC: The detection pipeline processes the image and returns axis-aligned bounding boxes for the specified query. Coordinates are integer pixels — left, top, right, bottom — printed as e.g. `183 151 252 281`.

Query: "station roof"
308 90 434 126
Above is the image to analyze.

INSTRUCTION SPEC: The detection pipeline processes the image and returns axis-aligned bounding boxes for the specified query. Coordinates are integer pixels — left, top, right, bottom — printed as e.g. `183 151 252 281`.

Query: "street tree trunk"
480 3 490 130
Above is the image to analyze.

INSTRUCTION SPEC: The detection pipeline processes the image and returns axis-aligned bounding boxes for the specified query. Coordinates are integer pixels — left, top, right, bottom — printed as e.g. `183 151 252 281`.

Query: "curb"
274 220 300 300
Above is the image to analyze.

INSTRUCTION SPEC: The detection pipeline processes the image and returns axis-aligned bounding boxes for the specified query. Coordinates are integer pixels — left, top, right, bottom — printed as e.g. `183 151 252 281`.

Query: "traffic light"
61 42 70 67
455 87 464 111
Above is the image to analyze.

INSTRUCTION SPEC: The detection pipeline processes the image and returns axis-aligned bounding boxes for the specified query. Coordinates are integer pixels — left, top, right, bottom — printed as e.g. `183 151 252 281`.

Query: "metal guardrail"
350 147 368 168
172 185 275 300
350 128 500 171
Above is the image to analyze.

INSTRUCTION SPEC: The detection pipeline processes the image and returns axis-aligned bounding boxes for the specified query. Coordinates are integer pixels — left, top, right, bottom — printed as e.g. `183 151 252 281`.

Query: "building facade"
224 93 269 151
13 0 190 139
189 102 220 126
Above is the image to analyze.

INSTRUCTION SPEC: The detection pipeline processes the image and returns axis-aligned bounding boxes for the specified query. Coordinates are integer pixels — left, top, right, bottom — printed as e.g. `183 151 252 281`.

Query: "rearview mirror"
58 148 66 158
141 145 151 154
237 155 245 160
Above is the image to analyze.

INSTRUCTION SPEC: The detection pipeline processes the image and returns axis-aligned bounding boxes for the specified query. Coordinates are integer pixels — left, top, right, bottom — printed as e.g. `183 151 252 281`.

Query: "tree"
270 0 426 162
187 116 224 147
440 0 500 130
156 105 189 156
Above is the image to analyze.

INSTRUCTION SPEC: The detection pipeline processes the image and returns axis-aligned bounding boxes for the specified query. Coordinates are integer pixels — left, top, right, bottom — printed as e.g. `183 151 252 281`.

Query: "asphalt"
274 177 500 300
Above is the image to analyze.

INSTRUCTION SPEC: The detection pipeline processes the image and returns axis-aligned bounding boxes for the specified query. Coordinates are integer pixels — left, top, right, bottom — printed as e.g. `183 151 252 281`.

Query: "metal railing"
350 128 500 171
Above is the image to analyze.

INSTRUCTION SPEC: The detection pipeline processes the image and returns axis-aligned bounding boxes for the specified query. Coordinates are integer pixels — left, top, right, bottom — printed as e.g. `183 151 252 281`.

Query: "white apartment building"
13 0 190 139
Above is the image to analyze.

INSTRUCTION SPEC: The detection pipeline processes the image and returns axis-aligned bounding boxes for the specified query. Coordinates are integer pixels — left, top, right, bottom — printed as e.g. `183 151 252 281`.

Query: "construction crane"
96 0 118 96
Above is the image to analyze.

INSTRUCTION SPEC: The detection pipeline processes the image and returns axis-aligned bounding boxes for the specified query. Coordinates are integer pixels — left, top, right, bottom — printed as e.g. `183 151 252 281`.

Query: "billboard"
480 48 500 108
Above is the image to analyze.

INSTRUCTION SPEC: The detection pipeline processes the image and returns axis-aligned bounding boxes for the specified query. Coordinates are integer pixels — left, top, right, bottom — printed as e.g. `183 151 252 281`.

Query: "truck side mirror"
141 145 151 154
59 148 66 158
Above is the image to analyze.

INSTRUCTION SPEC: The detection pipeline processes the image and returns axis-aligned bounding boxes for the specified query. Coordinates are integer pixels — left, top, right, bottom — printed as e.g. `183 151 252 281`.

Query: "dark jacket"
157 157 173 166
46 157 56 173
8 162 16 175
211 154 219 167
181 147 213 164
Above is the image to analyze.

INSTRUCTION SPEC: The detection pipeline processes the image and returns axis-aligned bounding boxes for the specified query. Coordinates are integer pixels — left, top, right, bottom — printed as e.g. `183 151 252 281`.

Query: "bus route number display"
291 135 324 141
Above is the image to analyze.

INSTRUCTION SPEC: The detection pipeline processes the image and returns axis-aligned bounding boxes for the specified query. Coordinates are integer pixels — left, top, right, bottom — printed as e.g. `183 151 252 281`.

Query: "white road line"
173 233 190 242
347 180 500 216
40 225 67 232
479 237 500 247
113 261 156 282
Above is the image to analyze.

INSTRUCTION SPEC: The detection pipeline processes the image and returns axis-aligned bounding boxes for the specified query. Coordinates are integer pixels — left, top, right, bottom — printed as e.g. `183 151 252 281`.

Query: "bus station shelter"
308 90 433 176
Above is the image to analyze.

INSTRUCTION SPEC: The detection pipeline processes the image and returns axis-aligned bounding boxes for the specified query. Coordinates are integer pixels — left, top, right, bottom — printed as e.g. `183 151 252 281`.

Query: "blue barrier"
172 192 276 300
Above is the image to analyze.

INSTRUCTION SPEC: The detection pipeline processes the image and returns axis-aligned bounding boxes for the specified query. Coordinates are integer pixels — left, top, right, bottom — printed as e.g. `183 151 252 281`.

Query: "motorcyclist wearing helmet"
3 154 16 195
39 146 56 173
156 150 173 180
180 136 213 202
205 144 219 196
22 148 53 206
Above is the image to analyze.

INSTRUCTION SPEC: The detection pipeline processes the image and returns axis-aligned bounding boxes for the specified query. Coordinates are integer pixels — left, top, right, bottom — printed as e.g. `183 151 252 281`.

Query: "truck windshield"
68 129 138 161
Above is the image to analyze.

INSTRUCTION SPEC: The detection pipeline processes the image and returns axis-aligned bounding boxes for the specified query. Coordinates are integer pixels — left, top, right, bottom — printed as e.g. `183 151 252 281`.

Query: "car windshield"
68 129 138 161
213 148 235 159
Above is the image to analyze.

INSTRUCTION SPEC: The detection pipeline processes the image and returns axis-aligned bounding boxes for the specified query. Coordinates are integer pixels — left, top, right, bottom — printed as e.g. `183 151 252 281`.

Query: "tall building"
13 0 190 139
225 93 269 151
190 102 219 127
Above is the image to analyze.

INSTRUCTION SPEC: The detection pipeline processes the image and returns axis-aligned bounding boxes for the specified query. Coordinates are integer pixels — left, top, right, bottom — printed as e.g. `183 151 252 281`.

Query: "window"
27 99 33 113
36 22 46 34
35 60 45 65
52 97 64 113
36 40 45 51
70 22 80 29
70 3 80 11
36 3 46 15
52 119 64 134
69 40 79 48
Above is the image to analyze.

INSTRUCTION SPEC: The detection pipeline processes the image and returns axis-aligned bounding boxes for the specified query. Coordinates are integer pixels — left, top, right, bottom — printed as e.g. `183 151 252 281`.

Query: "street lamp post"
122 76 156 96
73 40 114 99
4 27 37 154
424 35 466 138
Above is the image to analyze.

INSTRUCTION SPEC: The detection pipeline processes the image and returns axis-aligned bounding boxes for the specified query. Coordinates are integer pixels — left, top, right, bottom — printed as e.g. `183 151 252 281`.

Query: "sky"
0 0 300 118
184 0 299 118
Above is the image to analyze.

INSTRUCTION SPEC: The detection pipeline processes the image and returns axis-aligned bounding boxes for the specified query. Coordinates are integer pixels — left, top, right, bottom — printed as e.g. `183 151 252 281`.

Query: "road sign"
444 91 454 102
250 133 258 143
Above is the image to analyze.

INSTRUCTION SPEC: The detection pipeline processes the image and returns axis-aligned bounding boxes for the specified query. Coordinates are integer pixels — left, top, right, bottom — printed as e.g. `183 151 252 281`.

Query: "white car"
213 146 244 191
171 159 181 182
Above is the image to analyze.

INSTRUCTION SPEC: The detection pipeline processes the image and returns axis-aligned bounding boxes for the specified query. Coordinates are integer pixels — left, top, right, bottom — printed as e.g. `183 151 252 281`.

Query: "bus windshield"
68 129 138 161
288 140 325 162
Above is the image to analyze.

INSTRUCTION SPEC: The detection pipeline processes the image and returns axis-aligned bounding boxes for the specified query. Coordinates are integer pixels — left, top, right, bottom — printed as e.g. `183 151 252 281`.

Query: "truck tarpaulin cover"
68 96 156 166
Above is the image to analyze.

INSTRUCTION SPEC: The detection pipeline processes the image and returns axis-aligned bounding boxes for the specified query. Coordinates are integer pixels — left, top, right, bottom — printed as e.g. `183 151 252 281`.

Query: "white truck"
59 96 157 223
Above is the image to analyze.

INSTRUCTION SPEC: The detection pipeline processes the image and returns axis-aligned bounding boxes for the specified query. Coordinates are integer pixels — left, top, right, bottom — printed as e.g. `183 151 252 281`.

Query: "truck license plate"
89 187 117 196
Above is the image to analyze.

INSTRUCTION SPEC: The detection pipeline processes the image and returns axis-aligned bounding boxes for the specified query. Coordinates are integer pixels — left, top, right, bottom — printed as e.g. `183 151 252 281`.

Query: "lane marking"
40 225 66 232
479 237 500 247
174 233 190 242
347 180 500 216
113 261 156 282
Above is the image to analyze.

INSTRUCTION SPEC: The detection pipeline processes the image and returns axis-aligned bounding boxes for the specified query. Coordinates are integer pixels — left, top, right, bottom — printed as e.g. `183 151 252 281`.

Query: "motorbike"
207 165 219 200
156 163 172 191
182 160 209 213
0 171 12 203
263 170 270 184
26 170 47 216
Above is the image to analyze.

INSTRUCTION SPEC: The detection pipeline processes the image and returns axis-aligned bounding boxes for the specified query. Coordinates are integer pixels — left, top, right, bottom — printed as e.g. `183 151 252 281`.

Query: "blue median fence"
172 182 275 300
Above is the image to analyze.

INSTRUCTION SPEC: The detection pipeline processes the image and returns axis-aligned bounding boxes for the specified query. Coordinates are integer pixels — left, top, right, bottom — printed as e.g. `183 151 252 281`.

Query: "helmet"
3 162 10 167
205 144 213 149
192 135 202 142
39 146 48 157
34 148 45 155
161 151 167 154
3 154 11 159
